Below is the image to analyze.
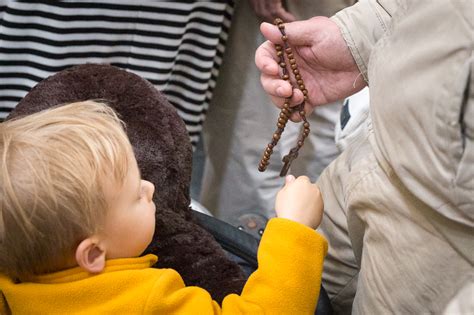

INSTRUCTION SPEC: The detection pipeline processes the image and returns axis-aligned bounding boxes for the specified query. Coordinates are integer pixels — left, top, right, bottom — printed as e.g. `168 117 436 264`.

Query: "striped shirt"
0 0 233 146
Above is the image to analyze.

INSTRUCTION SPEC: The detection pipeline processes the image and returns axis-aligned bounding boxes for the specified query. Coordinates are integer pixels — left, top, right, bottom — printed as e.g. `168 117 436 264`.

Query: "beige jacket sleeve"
331 0 397 82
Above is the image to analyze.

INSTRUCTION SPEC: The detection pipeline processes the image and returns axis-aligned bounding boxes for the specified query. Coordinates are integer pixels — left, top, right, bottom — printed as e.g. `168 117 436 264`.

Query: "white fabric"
335 87 370 152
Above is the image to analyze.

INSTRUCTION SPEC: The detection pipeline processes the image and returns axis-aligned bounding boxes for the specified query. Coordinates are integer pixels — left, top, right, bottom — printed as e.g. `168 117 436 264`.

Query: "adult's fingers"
255 41 280 76
260 75 307 109
260 74 307 110
260 73 292 98
260 19 318 46
259 22 283 44
250 0 296 23
289 99 314 122
273 7 296 23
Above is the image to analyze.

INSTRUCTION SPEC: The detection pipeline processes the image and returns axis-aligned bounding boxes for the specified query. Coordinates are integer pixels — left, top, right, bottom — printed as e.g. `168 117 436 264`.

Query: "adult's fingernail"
276 86 285 97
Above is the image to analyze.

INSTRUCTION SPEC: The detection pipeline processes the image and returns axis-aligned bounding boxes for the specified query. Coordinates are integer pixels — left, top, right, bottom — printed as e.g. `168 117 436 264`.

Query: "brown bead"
260 24 317 173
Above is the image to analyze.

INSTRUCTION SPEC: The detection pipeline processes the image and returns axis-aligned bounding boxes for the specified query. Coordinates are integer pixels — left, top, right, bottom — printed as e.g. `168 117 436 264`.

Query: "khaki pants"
318 118 473 314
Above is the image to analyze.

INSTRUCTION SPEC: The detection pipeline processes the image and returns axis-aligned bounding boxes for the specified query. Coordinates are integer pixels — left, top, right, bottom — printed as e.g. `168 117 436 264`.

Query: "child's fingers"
285 174 296 185
296 175 311 183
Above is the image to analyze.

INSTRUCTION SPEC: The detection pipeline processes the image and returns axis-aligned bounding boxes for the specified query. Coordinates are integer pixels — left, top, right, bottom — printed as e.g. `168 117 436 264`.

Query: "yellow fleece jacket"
0 218 327 314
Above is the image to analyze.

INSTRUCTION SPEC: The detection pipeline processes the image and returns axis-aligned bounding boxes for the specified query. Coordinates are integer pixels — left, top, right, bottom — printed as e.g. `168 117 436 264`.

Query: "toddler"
0 101 327 314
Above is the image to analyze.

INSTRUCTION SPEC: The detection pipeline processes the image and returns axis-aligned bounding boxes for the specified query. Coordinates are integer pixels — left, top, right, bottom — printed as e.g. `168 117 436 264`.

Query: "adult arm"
332 0 396 82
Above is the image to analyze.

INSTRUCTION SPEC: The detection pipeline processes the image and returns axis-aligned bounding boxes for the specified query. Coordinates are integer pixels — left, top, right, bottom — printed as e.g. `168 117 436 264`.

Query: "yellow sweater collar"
30 254 158 284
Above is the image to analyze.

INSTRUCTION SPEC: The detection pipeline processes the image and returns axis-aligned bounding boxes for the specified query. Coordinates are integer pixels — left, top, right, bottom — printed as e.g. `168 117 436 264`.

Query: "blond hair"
0 101 133 280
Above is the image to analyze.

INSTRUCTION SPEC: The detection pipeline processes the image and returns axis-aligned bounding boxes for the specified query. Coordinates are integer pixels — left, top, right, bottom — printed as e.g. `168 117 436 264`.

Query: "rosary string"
258 18 311 177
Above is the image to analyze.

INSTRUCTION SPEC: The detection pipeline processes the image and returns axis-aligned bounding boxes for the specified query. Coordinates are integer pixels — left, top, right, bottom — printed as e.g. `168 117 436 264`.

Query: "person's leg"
288 103 342 182
200 0 285 222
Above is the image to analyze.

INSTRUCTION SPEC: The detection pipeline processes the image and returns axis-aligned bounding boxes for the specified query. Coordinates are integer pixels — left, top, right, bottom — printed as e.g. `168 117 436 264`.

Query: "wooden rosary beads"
258 18 311 177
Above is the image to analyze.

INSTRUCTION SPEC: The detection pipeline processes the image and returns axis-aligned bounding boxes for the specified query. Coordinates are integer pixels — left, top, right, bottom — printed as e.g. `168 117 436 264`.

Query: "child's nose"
142 180 155 202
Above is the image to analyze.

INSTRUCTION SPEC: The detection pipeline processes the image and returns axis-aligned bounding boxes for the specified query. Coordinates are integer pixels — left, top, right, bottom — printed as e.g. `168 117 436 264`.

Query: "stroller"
7 64 332 314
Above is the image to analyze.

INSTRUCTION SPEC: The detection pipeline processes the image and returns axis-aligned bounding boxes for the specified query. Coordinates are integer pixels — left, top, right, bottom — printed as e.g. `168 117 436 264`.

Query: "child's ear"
75 238 106 274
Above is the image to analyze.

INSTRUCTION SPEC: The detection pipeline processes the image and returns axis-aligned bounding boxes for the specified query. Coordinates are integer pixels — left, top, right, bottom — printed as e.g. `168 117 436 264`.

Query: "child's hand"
275 175 323 229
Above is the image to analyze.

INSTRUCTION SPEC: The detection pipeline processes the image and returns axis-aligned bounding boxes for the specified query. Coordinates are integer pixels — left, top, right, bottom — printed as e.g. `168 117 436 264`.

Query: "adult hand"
248 0 295 23
255 17 366 121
